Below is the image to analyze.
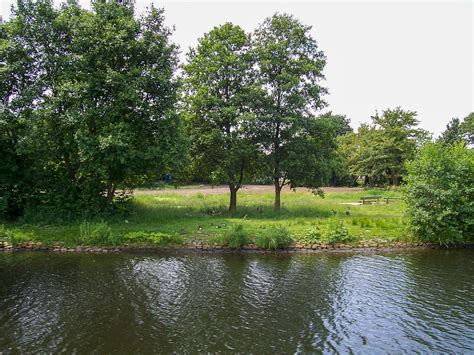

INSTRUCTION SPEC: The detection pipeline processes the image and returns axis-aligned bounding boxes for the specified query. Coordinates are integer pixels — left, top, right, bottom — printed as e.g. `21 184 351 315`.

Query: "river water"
0 250 473 353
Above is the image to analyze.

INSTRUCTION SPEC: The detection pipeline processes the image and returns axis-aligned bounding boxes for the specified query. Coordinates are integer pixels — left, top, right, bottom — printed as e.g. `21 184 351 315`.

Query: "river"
1 250 473 353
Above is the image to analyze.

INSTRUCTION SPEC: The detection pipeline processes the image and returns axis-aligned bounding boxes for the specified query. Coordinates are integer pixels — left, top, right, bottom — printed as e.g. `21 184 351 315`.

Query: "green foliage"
438 113 474 146
322 222 354 244
251 13 332 210
123 231 182 246
183 23 258 211
0 225 32 246
299 226 323 244
318 112 356 186
352 217 372 228
439 117 464 145
404 142 474 245
339 108 430 187
256 226 293 250
462 113 474 145
222 224 250 249
0 1 184 219
79 221 118 245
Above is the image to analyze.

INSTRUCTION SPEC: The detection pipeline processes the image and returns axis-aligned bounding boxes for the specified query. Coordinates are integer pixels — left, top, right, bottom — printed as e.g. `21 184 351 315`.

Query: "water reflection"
0 250 473 353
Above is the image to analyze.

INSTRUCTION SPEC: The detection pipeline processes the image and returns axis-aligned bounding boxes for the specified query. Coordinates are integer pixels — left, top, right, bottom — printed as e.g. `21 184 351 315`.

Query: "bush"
353 217 372 228
79 221 118 245
222 225 249 249
124 231 182 246
404 142 474 245
323 222 354 244
0 225 32 245
299 226 322 244
256 226 292 250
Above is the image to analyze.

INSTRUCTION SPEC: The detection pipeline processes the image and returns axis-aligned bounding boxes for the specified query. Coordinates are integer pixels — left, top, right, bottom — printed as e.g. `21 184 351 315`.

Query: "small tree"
183 23 258 211
404 142 474 245
251 13 328 210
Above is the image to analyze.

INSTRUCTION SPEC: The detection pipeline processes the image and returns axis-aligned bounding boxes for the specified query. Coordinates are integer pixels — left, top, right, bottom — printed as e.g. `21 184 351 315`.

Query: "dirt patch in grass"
135 185 364 196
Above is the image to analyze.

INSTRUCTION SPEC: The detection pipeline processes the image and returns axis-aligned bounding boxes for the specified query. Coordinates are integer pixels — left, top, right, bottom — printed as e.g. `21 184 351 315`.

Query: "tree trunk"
274 181 281 211
106 184 116 204
392 174 399 186
229 185 237 212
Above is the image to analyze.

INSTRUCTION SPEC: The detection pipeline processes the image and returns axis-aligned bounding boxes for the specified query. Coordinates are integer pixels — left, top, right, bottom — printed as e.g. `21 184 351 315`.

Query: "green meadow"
1 187 411 248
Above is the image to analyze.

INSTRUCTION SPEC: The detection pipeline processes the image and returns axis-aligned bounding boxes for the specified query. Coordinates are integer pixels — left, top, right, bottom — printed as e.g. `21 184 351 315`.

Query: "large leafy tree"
183 23 258 211
0 0 57 218
251 13 328 210
1 0 183 218
338 124 387 187
339 108 430 186
49 1 182 207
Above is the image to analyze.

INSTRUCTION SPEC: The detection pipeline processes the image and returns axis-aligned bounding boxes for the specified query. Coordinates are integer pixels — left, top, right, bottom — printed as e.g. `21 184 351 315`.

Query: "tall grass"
256 226 292 250
222 225 249 249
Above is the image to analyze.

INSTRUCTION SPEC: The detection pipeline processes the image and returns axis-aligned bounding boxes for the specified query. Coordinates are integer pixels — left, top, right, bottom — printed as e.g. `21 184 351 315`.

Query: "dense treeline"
1 0 473 240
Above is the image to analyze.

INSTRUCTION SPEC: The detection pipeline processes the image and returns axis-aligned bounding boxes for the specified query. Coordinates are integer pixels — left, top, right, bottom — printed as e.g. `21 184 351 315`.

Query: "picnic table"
360 196 402 204
360 196 381 204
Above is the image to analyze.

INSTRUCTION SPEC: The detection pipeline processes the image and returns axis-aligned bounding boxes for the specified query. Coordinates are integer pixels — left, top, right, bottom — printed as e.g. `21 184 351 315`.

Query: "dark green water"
0 250 473 353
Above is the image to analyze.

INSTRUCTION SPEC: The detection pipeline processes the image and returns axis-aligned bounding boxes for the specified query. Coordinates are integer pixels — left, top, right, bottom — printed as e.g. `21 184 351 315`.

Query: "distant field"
2 186 409 247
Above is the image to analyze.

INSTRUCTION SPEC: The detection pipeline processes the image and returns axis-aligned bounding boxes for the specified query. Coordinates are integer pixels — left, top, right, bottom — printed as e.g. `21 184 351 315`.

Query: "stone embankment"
0 239 441 253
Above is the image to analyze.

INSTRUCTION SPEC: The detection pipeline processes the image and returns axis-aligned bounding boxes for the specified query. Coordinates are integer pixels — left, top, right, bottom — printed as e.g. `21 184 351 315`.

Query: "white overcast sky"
1 0 472 136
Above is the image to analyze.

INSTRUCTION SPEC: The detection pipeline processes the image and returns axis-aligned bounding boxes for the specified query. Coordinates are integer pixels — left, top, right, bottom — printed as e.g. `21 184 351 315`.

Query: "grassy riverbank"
1 187 411 249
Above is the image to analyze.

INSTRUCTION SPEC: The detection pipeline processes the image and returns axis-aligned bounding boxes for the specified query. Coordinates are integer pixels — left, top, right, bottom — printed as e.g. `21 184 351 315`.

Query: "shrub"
256 226 292 250
299 226 322 244
404 142 474 245
124 231 182 246
79 221 118 245
357 217 372 228
223 225 249 249
323 222 354 244
0 225 32 245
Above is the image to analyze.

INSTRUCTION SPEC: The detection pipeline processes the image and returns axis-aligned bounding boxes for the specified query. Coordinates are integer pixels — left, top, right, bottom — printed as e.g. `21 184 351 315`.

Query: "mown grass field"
1 187 411 247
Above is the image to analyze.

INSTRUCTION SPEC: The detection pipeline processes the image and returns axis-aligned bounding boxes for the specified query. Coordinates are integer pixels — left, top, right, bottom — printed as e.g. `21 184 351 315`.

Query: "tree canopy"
182 23 258 211
251 13 329 210
338 108 430 186
0 0 183 219
439 113 474 146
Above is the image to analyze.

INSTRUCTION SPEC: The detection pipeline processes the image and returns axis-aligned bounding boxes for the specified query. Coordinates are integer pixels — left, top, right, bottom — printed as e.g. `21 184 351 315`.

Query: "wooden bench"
360 196 382 204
